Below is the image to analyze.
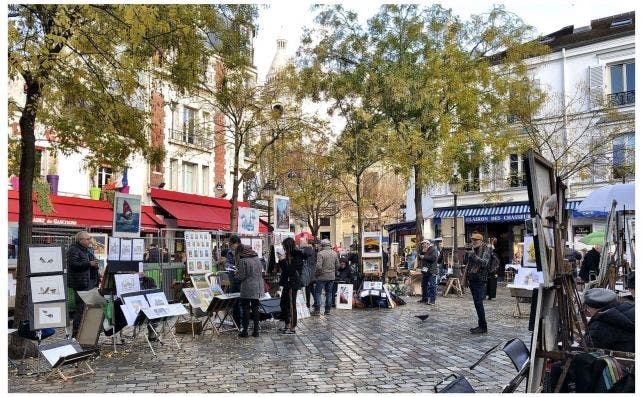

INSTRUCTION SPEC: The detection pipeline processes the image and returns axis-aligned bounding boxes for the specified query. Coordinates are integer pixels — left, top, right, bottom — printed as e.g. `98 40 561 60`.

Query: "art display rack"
103 259 140 352
201 293 241 336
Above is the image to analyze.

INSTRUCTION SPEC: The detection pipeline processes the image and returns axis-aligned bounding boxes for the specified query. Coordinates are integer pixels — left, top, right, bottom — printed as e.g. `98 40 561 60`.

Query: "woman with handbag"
278 237 305 334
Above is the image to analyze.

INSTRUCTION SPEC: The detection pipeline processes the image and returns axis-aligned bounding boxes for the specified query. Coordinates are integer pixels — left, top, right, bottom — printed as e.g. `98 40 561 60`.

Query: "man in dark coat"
67 231 99 337
464 231 493 334
300 239 317 309
583 288 635 352
579 245 602 282
417 239 438 305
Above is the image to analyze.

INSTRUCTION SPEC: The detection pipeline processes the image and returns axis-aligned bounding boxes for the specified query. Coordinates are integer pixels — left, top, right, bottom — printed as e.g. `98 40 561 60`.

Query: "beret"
583 288 617 309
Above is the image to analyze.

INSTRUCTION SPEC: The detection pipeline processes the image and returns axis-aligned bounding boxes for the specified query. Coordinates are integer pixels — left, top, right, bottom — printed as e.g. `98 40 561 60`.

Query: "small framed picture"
27 245 65 274
32 301 68 330
30 274 66 303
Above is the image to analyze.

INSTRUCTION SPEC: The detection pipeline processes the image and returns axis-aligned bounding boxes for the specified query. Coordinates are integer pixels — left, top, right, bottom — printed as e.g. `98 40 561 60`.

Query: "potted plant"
89 169 101 200
45 150 59 195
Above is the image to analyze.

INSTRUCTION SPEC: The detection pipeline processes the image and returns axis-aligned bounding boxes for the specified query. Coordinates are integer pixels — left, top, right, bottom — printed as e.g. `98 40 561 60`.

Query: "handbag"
434 374 475 393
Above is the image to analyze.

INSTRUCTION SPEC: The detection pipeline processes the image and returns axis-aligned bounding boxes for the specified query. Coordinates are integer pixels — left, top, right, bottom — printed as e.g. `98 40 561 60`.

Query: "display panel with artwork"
27 245 65 274
112 192 142 238
273 195 290 232
29 274 66 303
238 207 259 235
362 232 382 258
33 301 68 329
336 284 353 310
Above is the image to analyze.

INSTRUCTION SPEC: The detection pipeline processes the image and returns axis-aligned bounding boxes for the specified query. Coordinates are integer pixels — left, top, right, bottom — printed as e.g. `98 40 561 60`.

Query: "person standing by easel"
463 231 493 334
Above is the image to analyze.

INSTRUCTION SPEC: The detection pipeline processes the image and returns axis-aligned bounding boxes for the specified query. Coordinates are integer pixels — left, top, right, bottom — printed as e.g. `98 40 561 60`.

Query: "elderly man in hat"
583 288 634 352
417 239 439 305
312 239 339 315
463 231 493 334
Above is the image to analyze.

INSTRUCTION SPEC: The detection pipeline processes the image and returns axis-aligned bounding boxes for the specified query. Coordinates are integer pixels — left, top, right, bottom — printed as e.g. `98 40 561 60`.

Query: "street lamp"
262 180 276 232
448 174 462 278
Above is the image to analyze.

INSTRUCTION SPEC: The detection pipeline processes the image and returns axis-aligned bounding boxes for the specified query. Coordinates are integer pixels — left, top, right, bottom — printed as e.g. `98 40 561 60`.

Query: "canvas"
112 192 142 238
107 237 120 261
27 245 64 274
273 195 290 232
336 284 353 310
30 274 66 303
114 273 141 297
33 301 67 329
119 239 133 261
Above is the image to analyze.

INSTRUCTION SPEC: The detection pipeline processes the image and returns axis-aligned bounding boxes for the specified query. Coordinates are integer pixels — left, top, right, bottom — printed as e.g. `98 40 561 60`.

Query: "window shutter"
588 65 604 108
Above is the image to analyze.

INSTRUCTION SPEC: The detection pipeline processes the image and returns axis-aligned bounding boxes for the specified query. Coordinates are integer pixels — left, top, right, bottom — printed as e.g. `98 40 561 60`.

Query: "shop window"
461 168 480 192
612 132 635 180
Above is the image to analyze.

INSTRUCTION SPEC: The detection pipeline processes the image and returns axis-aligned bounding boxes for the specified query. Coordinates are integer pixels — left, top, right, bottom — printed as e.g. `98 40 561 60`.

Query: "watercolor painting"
30 274 66 303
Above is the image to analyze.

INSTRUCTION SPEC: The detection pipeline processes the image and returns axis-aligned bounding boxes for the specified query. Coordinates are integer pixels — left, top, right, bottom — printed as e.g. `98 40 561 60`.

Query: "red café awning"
149 188 268 232
8 190 163 230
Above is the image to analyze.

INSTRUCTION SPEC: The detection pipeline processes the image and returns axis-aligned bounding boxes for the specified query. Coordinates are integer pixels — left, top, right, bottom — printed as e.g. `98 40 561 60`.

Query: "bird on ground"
415 314 429 322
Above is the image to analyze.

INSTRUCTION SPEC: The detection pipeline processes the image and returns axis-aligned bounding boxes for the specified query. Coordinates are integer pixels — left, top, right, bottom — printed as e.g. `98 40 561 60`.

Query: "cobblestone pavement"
9 282 533 393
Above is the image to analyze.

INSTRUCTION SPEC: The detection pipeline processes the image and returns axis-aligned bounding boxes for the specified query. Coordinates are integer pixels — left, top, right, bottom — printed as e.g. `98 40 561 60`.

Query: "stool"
443 277 462 297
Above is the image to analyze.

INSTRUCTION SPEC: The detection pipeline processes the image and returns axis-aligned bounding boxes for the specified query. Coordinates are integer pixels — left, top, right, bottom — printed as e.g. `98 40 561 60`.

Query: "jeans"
305 282 315 308
421 273 437 303
469 280 487 329
314 280 334 312
240 298 259 334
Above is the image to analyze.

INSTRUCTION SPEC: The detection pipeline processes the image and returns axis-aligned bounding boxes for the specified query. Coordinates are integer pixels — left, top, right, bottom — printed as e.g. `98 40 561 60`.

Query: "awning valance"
434 203 530 224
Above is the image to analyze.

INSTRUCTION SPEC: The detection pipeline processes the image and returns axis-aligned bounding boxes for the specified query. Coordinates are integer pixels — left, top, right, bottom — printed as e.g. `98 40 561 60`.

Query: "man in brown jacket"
312 239 339 315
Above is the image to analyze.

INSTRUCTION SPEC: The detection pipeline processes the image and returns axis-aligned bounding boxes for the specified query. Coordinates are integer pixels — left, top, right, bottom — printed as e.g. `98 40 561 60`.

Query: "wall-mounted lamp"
216 182 224 191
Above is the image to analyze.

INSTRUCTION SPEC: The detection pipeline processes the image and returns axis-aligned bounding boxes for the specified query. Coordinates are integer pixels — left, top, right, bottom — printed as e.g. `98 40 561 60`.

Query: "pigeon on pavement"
415 314 429 322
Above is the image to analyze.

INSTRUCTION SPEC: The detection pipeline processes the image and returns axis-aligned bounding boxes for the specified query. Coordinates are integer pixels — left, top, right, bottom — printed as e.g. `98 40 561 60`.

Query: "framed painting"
238 207 259 235
363 259 382 275
119 239 133 261
145 291 169 307
112 192 142 238
122 295 150 315
32 301 68 330
273 195 290 232
107 237 120 261
191 274 209 290
88 234 108 258
27 245 65 274
362 232 382 258
114 273 141 297
131 239 145 262
336 284 353 310
77 306 104 348
30 274 66 303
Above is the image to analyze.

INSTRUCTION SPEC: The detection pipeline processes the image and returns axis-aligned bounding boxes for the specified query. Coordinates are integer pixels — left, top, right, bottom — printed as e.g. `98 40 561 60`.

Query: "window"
97 166 113 188
182 162 197 193
509 154 527 187
320 217 331 227
320 232 331 241
612 132 635 180
461 168 480 192
182 107 197 144
202 166 210 195
608 62 635 106
169 159 178 191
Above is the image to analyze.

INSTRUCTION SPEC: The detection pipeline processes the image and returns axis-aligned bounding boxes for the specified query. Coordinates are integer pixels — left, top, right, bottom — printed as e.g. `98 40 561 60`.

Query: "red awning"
8 190 162 230
150 188 267 232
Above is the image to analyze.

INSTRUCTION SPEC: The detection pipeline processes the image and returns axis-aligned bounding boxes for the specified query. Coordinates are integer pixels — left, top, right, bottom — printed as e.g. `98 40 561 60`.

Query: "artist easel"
39 340 98 381
202 293 240 335
443 275 462 297
131 310 181 356
102 260 140 352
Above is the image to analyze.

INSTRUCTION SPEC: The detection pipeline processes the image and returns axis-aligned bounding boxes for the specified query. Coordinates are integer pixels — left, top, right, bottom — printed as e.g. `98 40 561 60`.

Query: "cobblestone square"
9 283 532 393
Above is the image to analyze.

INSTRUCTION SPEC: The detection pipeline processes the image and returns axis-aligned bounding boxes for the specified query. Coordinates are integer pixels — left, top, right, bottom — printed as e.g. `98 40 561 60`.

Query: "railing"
607 90 635 107
168 128 213 151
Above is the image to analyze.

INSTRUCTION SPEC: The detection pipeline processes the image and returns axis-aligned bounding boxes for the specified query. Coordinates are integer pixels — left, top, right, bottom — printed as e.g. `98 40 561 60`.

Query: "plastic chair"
502 338 530 372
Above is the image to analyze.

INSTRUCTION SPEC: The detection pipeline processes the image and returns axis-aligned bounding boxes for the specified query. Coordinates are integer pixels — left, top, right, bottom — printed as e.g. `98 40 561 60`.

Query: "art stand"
39 340 98 381
102 260 140 352
202 293 240 336
131 311 180 356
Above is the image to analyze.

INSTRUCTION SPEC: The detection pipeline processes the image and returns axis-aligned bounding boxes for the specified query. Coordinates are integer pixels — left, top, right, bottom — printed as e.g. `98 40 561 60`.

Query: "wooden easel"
443 276 462 297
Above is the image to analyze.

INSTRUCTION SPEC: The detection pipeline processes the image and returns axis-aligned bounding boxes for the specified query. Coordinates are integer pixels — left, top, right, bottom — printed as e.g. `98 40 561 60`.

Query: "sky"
253 0 637 82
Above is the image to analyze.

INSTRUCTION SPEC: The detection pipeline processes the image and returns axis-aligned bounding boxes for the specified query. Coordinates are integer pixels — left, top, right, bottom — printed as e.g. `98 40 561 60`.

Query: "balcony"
168 128 213 151
607 90 635 107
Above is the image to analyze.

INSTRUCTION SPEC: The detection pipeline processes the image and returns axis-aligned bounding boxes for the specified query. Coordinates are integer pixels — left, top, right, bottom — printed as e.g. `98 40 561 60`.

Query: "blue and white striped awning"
566 201 582 210
434 203 530 224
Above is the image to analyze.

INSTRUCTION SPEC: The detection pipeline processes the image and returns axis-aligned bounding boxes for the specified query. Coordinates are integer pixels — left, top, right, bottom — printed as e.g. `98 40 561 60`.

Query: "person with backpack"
278 237 305 334
486 237 500 300
463 231 493 334
312 239 339 316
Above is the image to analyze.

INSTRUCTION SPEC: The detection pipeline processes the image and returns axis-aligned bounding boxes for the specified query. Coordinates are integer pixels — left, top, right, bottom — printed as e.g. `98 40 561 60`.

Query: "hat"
471 232 483 241
420 239 431 245
583 288 617 309
320 239 331 247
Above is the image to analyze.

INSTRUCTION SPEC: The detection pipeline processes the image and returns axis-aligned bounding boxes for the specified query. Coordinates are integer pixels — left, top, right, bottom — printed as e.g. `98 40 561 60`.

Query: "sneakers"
469 327 488 334
310 310 321 316
324 310 331 315
282 329 296 335
427 302 435 305
238 330 249 338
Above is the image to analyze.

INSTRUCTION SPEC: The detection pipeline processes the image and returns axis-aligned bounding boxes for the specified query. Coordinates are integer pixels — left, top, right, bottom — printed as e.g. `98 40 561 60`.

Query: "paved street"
9 282 532 393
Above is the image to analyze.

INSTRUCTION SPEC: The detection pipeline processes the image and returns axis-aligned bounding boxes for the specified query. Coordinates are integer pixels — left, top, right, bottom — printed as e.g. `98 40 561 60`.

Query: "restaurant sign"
33 217 78 226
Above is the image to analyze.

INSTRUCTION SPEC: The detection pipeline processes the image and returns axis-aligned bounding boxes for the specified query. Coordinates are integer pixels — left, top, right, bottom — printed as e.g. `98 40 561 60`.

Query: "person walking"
417 239 439 305
226 236 243 327
300 239 317 309
233 238 264 338
486 237 500 300
312 239 339 315
464 231 493 334
279 237 305 334
67 231 99 338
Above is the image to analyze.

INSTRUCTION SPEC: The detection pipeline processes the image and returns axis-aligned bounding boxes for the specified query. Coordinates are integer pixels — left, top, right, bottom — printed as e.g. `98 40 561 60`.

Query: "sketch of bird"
415 314 429 322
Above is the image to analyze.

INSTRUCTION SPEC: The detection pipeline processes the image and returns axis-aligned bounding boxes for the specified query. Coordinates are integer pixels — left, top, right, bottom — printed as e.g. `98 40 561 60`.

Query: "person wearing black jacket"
66 231 99 337
583 288 635 352
417 239 439 305
463 231 493 334
579 245 602 283
278 237 305 334
300 239 317 309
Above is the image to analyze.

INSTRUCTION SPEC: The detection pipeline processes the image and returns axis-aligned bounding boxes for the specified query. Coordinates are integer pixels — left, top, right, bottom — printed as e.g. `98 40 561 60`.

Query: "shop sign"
573 225 592 236
468 213 531 223
33 216 78 226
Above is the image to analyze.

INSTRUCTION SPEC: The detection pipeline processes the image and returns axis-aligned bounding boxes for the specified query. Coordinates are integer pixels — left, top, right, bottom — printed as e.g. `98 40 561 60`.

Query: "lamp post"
351 224 356 249
448 174 462 278
262 180 276 232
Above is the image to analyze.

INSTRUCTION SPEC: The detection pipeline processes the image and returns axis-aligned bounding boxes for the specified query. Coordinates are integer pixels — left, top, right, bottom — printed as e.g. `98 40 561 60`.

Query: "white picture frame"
122 295 150 315
119 239 133 261
131 239 145 262
114 273 141 297
107 237 120 261
273 195 291 232
336 284 353 310
33 301 67 329
112 192 142 238
30 274 66 303
28 246 64 274
145 291 169 307
238 207 259 235
362 232 383 258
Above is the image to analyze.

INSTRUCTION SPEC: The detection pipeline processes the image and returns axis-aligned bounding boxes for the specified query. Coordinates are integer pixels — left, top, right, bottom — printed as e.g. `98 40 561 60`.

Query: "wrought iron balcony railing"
607 90 635 107
168 128 213 151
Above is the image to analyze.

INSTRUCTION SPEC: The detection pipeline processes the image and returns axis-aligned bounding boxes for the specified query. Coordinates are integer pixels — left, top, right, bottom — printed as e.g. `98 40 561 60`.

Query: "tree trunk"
14 79 40 351
355 173 363 273
413 164 424 252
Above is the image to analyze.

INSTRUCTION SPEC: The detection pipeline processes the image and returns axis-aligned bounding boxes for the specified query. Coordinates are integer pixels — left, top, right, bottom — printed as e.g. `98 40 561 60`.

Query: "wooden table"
507 285 534 318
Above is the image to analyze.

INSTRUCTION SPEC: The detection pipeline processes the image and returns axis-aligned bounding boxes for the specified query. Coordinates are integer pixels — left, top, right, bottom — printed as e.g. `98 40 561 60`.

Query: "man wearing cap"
463 231 493 334
417 239 439 305
312 239 339 315
583 288 634 352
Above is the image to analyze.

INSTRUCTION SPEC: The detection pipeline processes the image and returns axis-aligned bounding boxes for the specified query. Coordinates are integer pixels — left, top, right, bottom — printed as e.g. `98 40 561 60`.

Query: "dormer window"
610 18 632 28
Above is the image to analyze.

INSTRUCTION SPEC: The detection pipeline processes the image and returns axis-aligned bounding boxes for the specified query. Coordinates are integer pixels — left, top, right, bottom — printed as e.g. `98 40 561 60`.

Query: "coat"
465 244 493 282
278 249 305 288
315 246 338 281
235 245 264 300
586 301 635 352
418 246 438 275
66 242 98 291
579 248 601 282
